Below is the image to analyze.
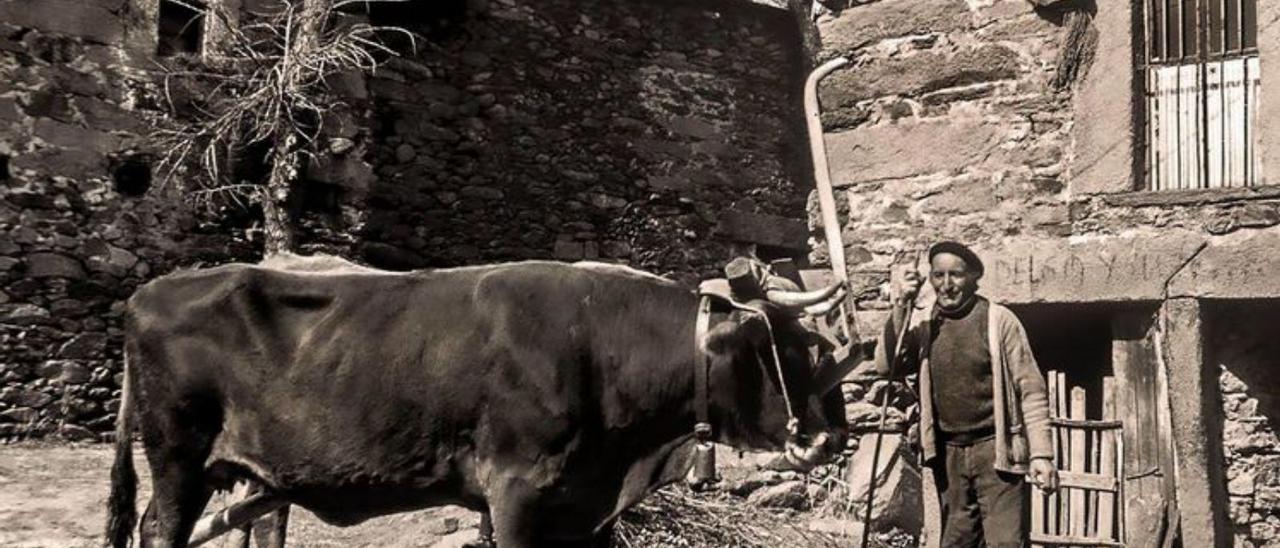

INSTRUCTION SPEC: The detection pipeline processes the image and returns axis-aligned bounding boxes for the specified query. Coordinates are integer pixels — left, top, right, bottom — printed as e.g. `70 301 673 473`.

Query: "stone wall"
0 0 259 441
1212 302 1280 547
297 0 811 285
809 0 1074 307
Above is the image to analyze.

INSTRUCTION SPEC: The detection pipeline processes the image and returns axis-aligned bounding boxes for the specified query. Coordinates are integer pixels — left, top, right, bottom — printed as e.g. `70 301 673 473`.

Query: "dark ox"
104 255 848 547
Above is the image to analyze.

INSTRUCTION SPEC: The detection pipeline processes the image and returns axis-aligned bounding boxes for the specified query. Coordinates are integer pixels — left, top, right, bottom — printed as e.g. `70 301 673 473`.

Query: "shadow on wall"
1210 300 1280 429
293 0 808 283
1207 299 1280 545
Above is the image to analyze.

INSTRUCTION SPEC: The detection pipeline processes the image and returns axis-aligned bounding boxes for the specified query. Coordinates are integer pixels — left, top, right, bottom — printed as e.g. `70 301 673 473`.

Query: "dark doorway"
157 0 205 57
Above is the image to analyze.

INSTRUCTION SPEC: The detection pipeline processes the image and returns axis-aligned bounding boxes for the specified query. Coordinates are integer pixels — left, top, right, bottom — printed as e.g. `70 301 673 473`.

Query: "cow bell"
688 422 717 488
690 441 717 488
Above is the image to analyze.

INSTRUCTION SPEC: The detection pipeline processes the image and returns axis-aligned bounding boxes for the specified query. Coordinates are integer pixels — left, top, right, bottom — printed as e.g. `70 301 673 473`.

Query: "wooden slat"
1172 63 1185 189
1206 61 1225 188
1184 63 1203 189
1099 377 1117 540
1049 418 1123 430
1088 426 1100 537
1150 67 1159 191
1225 57 1245 185
1160 66 1178 190
1246 55 1259 185
1058 372 1070 535
1070 387 1087 539
1117 420 1127 544
1030 533 1126 547
1047 371 1060 538
1058 470 1119 493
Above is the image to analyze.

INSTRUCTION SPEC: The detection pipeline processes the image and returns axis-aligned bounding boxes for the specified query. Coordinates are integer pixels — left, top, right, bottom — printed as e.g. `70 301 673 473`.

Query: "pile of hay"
614 486 856 548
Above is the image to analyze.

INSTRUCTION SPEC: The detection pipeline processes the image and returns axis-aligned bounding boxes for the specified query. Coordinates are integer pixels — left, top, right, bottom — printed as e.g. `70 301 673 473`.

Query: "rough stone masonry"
0 0 818 442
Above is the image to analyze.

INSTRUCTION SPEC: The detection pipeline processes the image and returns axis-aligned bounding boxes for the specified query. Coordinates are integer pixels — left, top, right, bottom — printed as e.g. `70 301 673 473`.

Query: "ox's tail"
104 349 138 548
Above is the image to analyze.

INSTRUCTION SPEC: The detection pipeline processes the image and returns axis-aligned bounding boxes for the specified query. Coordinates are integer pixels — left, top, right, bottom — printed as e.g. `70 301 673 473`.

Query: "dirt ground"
0 442 886 548
0 442 480 548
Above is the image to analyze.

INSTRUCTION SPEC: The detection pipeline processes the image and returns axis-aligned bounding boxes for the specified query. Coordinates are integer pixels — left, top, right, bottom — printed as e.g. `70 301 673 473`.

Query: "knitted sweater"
877 298 1053 474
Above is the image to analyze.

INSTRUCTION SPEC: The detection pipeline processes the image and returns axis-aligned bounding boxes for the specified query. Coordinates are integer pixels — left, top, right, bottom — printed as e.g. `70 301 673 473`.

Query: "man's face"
930 253 978 310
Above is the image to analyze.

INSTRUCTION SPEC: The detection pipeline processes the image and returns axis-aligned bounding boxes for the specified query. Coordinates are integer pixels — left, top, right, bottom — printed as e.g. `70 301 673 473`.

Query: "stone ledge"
1096 186 1280 208
1168 230 1280 299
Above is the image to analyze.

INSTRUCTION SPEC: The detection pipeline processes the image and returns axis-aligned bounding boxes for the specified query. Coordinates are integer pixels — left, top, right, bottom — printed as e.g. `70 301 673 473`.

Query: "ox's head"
700 260 849 471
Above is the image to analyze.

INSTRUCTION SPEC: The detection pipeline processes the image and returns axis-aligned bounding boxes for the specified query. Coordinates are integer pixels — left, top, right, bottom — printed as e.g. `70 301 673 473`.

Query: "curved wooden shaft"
188 493 288 547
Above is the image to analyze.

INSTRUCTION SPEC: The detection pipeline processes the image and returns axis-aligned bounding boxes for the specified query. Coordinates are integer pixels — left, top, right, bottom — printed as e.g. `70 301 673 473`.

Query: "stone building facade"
3 0 1278 545
806 0 1280 546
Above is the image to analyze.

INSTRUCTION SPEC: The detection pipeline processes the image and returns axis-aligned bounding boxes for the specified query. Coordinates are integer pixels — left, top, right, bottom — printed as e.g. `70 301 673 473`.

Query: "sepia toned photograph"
0 0 1274 546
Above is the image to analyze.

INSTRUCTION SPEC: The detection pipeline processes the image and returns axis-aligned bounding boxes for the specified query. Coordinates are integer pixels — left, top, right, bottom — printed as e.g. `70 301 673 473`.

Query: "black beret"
928 241 984 277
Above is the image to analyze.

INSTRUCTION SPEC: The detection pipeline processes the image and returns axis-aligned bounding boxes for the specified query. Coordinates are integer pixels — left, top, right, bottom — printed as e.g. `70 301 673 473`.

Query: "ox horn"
766 281 845 308
802 286 847 316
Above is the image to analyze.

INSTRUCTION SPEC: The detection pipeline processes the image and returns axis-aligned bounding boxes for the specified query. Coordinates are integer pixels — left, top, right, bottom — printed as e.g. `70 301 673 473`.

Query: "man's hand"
894 265 923 305
1028 457 1059 494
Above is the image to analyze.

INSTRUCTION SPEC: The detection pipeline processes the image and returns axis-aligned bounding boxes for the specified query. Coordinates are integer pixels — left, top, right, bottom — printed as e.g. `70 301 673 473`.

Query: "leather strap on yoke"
694 294 713 442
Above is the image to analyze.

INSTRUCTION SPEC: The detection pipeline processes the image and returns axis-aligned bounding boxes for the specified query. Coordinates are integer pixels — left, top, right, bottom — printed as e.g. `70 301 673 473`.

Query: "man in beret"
877 241 1058 547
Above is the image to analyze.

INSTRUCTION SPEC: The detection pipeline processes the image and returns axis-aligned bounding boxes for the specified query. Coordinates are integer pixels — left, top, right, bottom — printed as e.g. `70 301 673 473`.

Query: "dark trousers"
933 436 1028 548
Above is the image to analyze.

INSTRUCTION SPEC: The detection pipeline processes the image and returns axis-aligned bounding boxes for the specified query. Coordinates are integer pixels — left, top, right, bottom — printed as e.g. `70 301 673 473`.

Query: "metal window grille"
1143 0 1261 190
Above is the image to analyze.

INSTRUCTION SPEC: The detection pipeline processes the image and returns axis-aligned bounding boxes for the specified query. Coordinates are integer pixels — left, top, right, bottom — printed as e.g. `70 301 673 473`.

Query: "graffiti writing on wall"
980 240 1204 302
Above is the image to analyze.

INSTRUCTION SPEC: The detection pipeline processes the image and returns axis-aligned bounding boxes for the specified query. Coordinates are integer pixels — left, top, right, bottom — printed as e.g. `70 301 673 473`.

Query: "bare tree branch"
148 0 414 255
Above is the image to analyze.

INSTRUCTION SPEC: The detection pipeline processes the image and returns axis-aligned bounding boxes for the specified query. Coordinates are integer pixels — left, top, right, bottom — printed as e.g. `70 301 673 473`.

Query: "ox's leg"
138 447 213 548
137 405 217 547
486 484 541 548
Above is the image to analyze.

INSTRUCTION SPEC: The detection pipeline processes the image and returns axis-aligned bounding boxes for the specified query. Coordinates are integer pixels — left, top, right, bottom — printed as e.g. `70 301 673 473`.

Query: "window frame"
1137 0 1262 192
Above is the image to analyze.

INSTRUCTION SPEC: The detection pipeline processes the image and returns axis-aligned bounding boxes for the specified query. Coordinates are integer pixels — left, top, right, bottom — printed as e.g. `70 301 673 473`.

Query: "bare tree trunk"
260 140 297 256
259 0 330 256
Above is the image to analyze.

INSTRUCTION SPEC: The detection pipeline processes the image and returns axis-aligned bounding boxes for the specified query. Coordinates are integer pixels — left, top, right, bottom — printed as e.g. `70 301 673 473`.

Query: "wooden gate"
1030 372 1125 547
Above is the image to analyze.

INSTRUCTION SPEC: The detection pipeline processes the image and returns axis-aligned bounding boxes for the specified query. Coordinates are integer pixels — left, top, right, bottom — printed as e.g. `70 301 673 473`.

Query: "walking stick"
859 265 920 548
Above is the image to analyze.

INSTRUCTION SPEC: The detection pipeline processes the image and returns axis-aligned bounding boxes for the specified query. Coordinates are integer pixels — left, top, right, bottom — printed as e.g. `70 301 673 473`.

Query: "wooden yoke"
802 57 863 396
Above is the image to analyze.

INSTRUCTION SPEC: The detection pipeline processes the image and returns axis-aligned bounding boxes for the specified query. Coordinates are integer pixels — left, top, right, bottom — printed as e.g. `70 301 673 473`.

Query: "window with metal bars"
1142 0 1261 191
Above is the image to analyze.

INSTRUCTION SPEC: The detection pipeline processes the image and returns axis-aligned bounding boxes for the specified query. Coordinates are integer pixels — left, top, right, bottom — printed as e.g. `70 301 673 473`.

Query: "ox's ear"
703 311 768 355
